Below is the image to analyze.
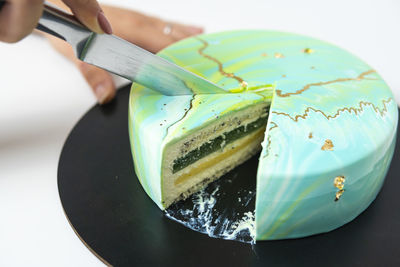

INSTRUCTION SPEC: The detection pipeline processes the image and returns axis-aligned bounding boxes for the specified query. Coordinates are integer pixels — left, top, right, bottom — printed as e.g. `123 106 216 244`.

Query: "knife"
0 1 226 95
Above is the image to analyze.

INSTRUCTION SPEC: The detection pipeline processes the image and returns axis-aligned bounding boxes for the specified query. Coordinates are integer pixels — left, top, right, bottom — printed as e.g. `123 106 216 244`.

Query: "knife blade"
80 33 227 95
29 2 228 95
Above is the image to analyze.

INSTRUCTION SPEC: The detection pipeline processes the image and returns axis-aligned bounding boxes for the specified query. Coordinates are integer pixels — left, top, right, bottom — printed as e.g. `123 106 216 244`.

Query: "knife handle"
0 1 92 57
38 2 94 58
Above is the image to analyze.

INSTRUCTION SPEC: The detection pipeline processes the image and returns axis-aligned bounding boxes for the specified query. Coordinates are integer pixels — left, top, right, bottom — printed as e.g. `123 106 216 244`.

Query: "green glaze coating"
128 30 398 240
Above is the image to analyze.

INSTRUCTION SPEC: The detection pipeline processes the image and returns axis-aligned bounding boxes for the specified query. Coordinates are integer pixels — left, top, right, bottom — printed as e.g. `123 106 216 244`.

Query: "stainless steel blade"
34 2 226 96
80 34 227 96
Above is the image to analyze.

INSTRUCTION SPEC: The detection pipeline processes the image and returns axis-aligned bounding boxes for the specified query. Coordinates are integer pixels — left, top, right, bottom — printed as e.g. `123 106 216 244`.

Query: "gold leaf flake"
334 176 345 190
335 189 345 201
302 48 314 54
321 139 334 151
334 176 346 201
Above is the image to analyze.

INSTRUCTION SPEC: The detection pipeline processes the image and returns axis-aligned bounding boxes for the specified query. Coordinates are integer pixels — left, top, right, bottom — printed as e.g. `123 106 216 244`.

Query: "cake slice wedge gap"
161 101 269 208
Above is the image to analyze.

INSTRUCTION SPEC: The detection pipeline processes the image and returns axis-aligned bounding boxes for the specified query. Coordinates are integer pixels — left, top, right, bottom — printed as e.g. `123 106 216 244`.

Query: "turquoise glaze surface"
128 30 398 240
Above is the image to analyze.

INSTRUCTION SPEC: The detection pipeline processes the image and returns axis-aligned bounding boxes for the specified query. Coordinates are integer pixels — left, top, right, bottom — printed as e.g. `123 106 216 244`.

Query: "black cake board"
58 84 400 266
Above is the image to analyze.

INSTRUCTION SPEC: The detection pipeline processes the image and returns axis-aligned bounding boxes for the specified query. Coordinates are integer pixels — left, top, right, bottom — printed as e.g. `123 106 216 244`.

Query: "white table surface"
0 0 399 266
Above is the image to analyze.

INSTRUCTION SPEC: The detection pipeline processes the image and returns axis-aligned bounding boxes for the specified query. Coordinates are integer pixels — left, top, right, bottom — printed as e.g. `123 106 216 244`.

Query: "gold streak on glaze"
334 176 346 201
269 122 278 131
241 81 248 88
276 70 377 98
335 190 344 201
196 37 246 86
321 139 334 151
272 98 393 122
166 94 196 135
263 122 278 158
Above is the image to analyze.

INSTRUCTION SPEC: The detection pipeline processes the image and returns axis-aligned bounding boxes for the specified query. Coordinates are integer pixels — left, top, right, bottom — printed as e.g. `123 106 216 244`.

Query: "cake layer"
172 107 268 173
163 125 265 208
161 103 268 207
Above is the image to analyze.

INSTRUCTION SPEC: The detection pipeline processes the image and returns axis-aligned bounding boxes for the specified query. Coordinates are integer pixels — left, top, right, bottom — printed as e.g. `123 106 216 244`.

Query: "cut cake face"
128 30 398 241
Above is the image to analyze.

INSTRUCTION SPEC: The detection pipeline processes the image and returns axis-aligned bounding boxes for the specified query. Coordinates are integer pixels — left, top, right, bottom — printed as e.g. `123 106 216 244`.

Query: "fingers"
138 20 203 53
0 0 44 43
77 61 116 104
47 34 115 104
0 0 113 43
62 0 112 34
168 22 203 40
103 5 203 53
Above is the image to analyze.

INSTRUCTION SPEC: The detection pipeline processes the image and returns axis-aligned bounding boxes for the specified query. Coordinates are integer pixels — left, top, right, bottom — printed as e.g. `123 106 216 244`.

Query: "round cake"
128 30 398 241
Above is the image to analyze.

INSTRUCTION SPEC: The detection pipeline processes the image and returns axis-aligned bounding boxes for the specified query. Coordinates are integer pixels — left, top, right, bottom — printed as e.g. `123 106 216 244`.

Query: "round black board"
58 85 400 266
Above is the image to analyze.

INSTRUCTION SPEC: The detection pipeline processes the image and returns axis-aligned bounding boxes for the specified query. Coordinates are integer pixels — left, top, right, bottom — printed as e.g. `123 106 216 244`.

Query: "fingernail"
186 26 204 34
97 11 113 34
95 83 109 104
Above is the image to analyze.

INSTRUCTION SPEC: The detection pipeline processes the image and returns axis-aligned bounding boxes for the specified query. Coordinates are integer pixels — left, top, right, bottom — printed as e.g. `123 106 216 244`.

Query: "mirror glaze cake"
128 30 398 241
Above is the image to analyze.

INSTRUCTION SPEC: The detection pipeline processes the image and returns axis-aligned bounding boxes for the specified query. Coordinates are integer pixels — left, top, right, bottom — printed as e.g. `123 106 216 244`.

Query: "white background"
0 0 399 266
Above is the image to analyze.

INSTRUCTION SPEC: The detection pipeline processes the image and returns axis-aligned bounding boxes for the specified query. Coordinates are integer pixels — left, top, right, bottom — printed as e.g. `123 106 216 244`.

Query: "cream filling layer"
174 127 265 185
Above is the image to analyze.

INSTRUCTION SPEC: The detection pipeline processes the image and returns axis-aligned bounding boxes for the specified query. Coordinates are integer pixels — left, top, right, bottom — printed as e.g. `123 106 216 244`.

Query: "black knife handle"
0 0 88 41
0 1 6 10
0 1 92 58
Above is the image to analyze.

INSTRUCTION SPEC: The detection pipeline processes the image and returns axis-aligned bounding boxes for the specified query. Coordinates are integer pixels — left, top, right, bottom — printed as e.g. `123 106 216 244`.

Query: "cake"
128 30 398 240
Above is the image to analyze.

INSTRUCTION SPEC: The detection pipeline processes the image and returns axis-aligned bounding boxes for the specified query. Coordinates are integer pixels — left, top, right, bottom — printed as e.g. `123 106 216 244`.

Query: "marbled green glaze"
128 30 398 240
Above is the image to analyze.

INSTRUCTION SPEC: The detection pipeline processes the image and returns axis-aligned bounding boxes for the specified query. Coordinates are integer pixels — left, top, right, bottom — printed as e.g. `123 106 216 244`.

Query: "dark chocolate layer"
172 115 268 173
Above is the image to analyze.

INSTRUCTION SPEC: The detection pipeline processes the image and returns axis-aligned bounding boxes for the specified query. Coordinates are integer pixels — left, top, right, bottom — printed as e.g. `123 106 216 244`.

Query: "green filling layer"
172 116 268 173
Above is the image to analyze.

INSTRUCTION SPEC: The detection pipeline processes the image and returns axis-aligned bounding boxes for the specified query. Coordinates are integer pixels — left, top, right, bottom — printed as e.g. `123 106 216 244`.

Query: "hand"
46 3 203 104
0 0 112 43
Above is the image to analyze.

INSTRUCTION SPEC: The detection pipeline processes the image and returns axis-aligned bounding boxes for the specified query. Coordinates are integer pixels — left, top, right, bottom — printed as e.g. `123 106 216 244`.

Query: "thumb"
47 33 116 104
62 0 112 34
77 61 116 104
